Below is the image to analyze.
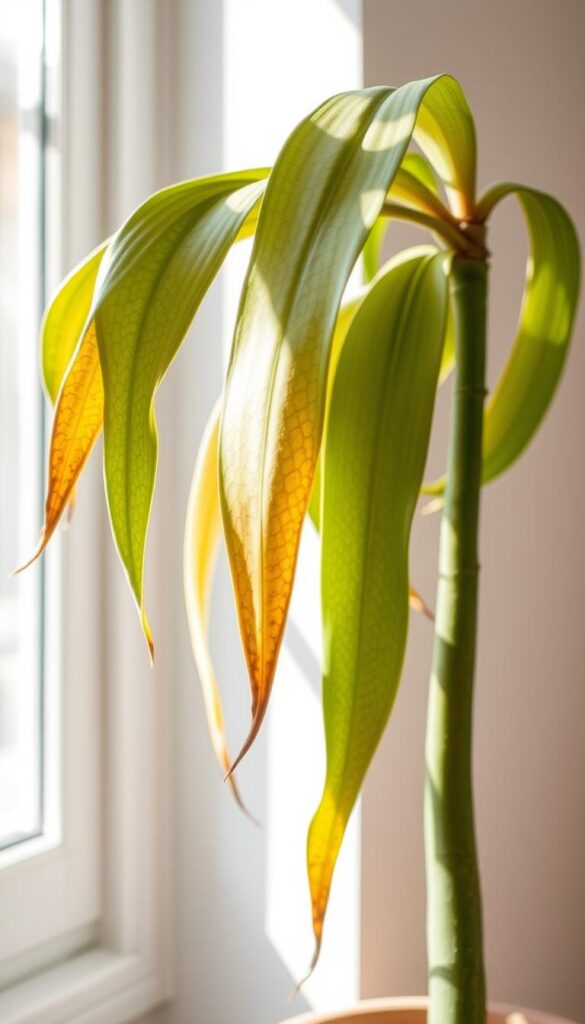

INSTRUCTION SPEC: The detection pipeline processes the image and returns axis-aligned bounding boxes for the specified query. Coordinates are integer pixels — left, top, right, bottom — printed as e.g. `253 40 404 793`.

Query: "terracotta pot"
282 996 579 1024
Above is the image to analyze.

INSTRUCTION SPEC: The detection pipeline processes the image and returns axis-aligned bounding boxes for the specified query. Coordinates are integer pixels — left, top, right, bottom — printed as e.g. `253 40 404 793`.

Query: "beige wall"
362 2 585 1020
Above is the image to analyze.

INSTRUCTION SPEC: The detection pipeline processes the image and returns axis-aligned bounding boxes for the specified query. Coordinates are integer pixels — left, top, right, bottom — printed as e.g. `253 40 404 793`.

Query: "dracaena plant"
18 76 579 1024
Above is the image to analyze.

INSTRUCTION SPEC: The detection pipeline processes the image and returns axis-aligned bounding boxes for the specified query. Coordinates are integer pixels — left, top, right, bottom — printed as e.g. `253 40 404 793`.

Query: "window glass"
0 0 45 850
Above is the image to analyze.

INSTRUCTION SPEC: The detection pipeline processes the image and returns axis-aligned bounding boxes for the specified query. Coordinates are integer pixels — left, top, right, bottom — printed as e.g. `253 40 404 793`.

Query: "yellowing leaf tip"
141 607 155 666
224 774 261 828
409 586 435 622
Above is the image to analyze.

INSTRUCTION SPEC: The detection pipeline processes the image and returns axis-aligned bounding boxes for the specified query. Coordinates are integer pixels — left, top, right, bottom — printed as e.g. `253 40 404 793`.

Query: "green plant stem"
425 256 488 1024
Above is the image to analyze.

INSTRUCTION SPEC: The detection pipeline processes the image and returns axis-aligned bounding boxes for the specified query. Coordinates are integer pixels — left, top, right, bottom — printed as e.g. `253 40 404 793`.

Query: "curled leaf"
423 184 580 497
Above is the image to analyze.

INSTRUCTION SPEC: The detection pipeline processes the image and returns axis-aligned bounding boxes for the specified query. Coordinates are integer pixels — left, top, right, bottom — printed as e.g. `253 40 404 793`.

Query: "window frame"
0 0 101 969
0 1 172 1019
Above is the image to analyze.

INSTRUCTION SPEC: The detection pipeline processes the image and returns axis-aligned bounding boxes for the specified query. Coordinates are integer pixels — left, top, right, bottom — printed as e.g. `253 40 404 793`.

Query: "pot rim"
284 996 578 1024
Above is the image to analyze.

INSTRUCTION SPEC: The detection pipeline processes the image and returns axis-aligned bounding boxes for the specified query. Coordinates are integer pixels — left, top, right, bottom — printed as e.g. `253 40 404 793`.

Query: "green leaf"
412 75 476 218
219 76 476 770
362 218 388 285
310 248 453 532
480 185 580 481
362 152 452 284
399 151 441 197
308 290 367 528
423 184 580 497
41 240 109 403
307 247 449 961
95 169 269 655
439 295 455 385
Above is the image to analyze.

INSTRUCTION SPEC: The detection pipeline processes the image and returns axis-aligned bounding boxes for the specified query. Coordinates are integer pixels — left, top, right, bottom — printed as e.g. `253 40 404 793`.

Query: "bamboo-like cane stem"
425 256 488 1024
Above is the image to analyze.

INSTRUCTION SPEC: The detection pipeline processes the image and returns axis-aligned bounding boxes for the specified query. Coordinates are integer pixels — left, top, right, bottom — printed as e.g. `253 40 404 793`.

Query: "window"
0 2 170 1019
0 0 45 854
0 0 102 982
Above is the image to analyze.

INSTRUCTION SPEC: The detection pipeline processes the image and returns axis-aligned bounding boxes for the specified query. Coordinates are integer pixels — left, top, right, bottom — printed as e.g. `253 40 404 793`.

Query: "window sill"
0 945 169 1024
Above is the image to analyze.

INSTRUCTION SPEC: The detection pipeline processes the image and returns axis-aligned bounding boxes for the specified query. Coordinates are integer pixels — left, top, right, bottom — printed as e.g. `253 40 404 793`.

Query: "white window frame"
0 1 172 1020
0 0 101 971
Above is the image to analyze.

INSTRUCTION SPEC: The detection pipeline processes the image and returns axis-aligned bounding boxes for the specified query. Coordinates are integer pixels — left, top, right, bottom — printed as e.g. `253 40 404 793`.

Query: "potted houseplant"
18 75 580 1024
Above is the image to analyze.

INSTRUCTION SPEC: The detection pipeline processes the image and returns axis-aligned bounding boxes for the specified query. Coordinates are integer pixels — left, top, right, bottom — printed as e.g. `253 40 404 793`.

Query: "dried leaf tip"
409 586 435 622
224 708 266 780
11 526 53 577
287 939 322 1002
224 774 261 828
141 608 155 667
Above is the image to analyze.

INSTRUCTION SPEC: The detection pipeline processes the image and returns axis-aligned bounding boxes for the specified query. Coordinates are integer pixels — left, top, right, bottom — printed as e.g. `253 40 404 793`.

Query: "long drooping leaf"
219 76 475 772
183 400 253 817
306 248 449 965
423 184 580 498
97 170 267 656
41 240 109 403
23 170 268 647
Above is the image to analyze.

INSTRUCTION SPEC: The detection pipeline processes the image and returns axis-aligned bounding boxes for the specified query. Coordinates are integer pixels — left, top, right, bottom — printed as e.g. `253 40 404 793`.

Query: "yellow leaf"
15 323 103 573
183 401 255 818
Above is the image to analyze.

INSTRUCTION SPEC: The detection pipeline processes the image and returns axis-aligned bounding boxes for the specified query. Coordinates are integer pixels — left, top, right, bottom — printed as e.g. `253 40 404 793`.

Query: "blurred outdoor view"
0 0 44 850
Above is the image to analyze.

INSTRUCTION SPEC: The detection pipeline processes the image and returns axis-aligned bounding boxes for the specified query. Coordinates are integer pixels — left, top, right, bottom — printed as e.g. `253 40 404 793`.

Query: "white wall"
142 3 363 1023
361 3 585 1021
138 2 585 1022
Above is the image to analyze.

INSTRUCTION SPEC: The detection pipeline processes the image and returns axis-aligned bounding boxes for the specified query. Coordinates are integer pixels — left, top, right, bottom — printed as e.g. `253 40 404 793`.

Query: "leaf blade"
41 240 109 403
219 77 476 770
24 170 268 632
423 184 580 498
480 184 580 481
16 321 104 571
183 400 254 816
308 290 368 528
307 248 449 960
98 171 268 655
